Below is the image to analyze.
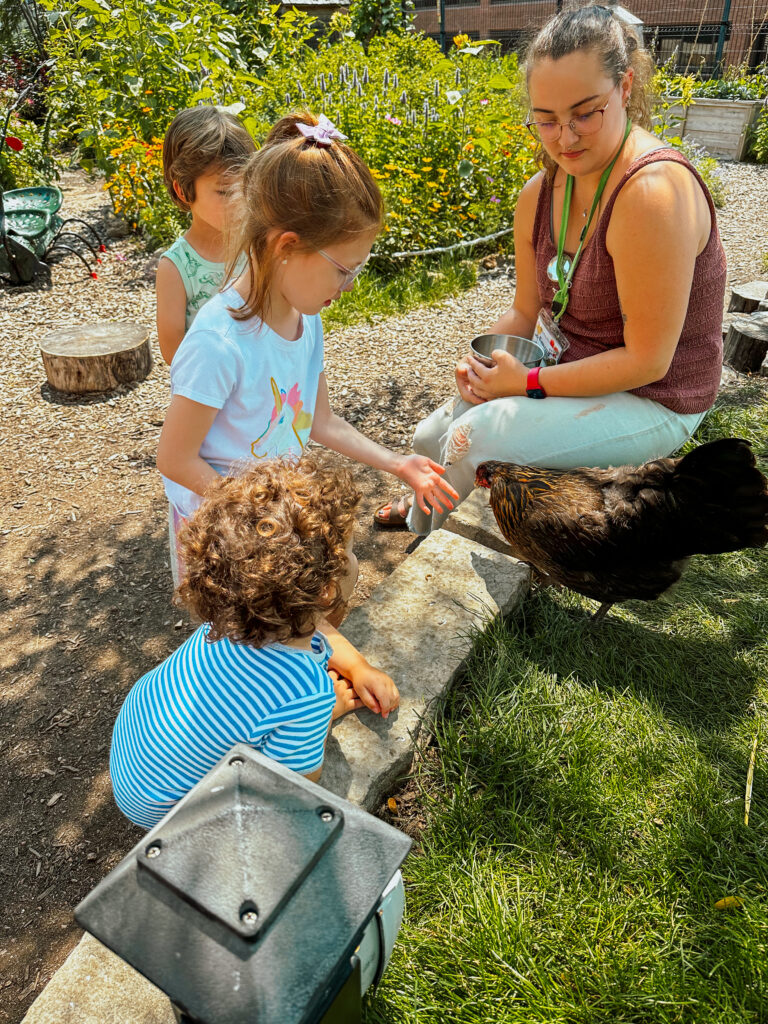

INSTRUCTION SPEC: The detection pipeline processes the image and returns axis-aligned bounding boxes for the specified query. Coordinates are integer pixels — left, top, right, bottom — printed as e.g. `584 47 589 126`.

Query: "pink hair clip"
297 114 347 148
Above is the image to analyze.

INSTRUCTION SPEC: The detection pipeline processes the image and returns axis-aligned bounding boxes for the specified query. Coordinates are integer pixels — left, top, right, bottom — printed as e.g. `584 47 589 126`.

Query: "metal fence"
415 0 768 77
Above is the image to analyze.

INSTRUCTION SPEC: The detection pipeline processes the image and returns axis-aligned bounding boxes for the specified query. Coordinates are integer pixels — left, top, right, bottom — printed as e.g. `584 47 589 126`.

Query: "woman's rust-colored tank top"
533 148 726 414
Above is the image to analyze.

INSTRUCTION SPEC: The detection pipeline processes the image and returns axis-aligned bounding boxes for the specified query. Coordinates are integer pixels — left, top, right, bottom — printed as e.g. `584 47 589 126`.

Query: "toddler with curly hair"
110 455 398 829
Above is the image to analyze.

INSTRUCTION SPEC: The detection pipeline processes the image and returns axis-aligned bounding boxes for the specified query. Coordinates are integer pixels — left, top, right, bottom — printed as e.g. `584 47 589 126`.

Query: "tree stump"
39 323 152 394
723 315 768 374
727 281 768 314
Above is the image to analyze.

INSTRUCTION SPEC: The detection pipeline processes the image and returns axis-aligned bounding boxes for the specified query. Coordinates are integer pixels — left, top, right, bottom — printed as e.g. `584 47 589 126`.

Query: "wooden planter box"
662 96 764 160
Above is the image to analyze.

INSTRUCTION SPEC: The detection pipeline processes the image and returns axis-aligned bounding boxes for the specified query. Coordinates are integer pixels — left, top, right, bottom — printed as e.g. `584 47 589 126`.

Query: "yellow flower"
383 163 398 171
453 33 470 49
400 197 412 205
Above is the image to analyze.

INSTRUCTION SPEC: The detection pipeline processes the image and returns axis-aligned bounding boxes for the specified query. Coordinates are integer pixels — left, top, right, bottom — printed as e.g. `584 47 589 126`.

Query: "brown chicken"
476 438 768 620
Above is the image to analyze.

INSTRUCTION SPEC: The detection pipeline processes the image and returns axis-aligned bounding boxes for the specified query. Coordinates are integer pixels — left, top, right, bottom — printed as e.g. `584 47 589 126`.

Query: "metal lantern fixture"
75 745 411 1024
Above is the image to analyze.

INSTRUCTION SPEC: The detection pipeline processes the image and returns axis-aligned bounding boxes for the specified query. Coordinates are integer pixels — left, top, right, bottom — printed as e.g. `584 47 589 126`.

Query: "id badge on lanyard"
534 308 570 365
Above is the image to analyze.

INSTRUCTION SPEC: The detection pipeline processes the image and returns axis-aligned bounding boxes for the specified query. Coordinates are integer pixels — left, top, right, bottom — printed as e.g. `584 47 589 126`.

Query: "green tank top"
162 236 228 330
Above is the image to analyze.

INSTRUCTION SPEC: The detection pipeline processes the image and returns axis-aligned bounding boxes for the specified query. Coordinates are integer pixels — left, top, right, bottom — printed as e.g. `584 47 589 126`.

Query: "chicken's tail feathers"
673 438 768 553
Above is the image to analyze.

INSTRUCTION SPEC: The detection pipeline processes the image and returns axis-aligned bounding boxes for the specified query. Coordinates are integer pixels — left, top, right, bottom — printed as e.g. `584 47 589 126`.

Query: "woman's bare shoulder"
611 153 709 238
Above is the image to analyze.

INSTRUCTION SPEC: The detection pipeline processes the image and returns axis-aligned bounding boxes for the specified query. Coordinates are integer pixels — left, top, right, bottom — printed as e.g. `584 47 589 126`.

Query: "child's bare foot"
329 669 364 720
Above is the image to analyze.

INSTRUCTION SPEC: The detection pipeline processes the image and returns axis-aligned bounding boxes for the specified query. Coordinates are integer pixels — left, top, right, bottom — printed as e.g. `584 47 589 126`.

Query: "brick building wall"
413 0 768 73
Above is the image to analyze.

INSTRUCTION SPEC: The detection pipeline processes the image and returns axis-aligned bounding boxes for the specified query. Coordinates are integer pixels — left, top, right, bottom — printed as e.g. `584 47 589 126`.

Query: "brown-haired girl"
376 3 726 535
157 106 256 363
111 455 398 829
157 111 457 575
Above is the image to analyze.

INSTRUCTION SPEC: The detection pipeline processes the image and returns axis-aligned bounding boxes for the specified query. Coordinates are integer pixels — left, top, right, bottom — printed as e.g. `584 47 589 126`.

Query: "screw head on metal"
319 809 334 823
229 756 244 767
240 909 259 927
146 844 161 859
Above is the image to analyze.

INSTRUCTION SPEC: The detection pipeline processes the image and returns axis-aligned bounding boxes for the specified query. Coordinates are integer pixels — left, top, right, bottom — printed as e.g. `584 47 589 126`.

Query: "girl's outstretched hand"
396 455 459 515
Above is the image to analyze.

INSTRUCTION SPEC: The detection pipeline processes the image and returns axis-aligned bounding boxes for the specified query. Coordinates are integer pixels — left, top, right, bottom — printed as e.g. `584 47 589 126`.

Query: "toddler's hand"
397 454 459 516
329 669 364 721
349 664 400 720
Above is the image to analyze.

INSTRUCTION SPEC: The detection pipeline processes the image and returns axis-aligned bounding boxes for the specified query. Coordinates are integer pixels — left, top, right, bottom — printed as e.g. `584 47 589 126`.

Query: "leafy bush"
349 0 413 47
0 105 57 189
655 62 767 101
101 132 184 244
98 31 537 255
39 0 256 170
748 106 768 163
246 33 536 260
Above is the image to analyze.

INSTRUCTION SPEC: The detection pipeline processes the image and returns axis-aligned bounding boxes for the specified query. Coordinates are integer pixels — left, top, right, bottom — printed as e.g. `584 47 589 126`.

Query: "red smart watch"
526 367 547 399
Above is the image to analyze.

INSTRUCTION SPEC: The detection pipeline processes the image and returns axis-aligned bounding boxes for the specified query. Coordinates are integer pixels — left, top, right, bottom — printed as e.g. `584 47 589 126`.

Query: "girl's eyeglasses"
525 84 620 143
318 249 369 288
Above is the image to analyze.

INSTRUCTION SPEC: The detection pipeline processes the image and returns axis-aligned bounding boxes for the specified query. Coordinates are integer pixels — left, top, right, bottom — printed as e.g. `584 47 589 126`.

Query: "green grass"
320 254 479 331
366 379 768 1024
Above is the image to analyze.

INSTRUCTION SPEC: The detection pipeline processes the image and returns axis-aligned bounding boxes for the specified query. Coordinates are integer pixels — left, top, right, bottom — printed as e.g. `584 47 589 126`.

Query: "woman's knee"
412 405 449 455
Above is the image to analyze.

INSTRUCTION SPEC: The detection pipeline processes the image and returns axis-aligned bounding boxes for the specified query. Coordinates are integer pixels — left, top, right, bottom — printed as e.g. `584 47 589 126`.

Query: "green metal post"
714 0 732 77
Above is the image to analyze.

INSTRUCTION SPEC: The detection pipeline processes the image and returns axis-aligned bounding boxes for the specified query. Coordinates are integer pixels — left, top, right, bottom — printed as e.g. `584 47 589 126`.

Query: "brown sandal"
373 496 412 528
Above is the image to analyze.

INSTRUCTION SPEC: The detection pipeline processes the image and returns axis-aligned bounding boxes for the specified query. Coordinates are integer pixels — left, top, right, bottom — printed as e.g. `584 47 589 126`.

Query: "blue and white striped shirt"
110 625 335 829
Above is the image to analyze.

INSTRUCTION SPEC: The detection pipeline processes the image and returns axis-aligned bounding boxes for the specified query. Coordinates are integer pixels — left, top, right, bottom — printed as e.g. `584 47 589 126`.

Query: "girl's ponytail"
224 111 382 324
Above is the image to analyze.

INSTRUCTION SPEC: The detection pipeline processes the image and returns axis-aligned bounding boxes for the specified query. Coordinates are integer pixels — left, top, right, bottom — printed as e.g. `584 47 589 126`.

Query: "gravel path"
0 160 767 1022
715 161 768 286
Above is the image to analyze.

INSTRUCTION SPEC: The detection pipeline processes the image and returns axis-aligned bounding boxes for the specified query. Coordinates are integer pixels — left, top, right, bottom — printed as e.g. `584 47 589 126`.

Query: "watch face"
526 387 546 399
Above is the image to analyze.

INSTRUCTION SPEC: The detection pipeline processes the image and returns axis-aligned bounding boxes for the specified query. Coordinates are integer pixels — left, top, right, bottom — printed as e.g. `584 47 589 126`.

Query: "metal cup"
470 334 544 368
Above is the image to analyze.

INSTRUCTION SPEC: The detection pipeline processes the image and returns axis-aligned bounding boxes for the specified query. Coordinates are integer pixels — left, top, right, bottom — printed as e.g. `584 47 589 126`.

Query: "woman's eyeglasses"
525 84 620 143
318 249 369 288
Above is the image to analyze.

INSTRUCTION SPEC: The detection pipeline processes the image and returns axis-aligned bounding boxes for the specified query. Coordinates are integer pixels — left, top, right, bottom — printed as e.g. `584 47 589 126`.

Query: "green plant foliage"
93 30 537 256
38 0 257 170
0 111 57 189
655 61 767 102
246 34 536 260
349 0 413 47
748 106 768 164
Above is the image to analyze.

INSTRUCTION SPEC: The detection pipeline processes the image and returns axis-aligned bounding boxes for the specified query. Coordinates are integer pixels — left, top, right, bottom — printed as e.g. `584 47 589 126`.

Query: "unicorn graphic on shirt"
251 378 313 459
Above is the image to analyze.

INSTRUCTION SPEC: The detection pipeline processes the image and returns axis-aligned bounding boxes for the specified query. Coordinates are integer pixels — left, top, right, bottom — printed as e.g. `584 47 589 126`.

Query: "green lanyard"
552 118 632 322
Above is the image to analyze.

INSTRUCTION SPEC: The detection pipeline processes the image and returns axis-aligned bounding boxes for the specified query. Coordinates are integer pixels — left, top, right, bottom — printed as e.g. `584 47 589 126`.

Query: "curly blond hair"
176 455 361 647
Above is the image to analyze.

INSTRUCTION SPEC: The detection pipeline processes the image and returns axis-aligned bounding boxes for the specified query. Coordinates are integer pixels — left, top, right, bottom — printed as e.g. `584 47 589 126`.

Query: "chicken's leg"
591 602 613 623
